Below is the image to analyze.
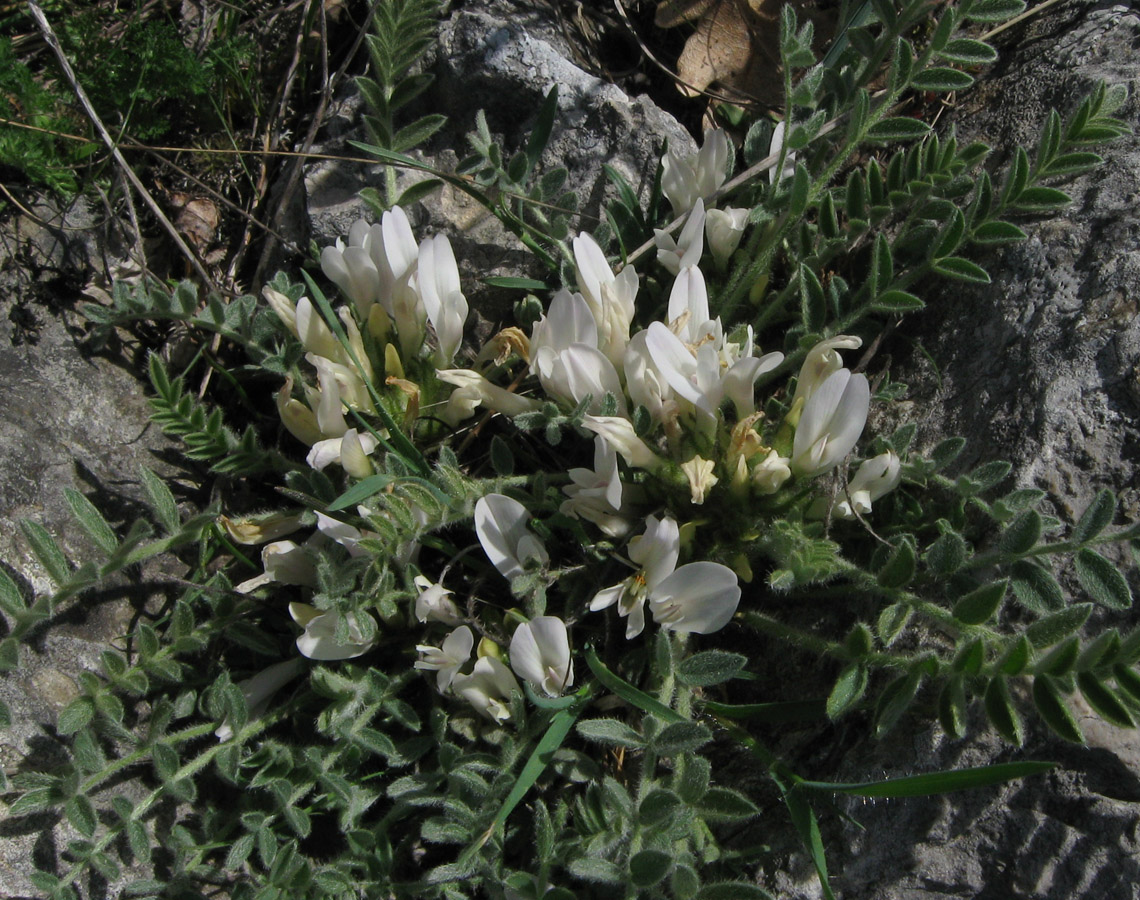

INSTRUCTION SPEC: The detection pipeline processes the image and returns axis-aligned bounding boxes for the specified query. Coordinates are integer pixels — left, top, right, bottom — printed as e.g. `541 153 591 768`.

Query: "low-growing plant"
3 1 1138 898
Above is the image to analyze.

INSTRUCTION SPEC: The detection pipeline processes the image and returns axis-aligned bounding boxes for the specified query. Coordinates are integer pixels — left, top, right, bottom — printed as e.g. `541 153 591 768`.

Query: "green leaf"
877 602 912 647
1000 510 1042 555
66 795 98 838
872 289 924 312
875 669 923 736
327 474 396 512
926 530 968 575
911 67 974 92
483 276 550 291
0 699 9 730
675 755 711 803
999 634 1033 675
696 787 761 822
971 220 1027 245
653 721 712 756
390 113 446 153
568 857 624 885
938 38 998 65
867 118 931 143
938 675 967 738
932 208 966 259
782 786 834 900
629 849 672 887
1009 559 1065 613
697 884 776 900
932 257 991 283
800 264 827 332
585 649 685 723
1042 152 1103 178
953 580 1007 625
702 698 826 723
639 788 682 827
964 0 1027 23
798 760 1053 797
1036 645 1081 687
826 664 867 719
1077 672 1134 728
138 467 180 534
396 178 443 207
57 697 95 736
0 569 28 617
878 538 916 588
1075 548 1132 610
1112 665 1140 704
677 651 747 687
1032 675 1084 743
789 164 810 218
526 86 559 170
1027 604 1091 648
984 676 1024 744
1070 489 1116 545
1011 186 1072 212
20 520 71 586
576 718 644 749
65 489 118 554
1076 630 1121 671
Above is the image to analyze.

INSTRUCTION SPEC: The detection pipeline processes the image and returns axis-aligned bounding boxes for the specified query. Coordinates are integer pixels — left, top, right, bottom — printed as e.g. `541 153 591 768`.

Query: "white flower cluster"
244 129 904 729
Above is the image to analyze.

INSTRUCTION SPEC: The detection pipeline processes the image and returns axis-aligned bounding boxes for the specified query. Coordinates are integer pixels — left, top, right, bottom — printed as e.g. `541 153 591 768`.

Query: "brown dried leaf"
674 0 834 106
169 193 219 252
656 0 717 28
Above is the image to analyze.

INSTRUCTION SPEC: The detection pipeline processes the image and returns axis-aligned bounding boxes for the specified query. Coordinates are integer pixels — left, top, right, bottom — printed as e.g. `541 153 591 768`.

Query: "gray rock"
305 0 694 312
766 4 1140 898
0 197 175 899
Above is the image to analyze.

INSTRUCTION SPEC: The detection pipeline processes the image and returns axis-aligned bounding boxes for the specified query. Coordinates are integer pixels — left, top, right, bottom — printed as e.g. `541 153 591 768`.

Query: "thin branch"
26 0 219 293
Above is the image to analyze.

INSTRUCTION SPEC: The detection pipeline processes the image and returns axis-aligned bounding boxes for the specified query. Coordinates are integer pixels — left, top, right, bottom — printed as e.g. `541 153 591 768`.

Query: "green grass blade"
796 760 1056 797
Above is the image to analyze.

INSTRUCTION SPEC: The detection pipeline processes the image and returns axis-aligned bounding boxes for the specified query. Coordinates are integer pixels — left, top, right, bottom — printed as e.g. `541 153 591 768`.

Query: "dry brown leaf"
168 192 219 253
672 0 834 107
656 0 718 28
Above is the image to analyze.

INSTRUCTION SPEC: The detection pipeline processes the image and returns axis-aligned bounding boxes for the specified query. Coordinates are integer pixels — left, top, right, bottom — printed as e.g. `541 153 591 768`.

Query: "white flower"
320 219 381 317
665 265 712 343
510 616 574 697
662 128 731 216
655 198 706 276
591 515 740 638
793 335 863 405
541 343 627 416
752 449 793 495
816 450 903 519
645 320 782 426
418 234 468 366
474 494 549 580
220 512 304 546
276 377 324 446
414 575 464 625
581 415 664 471
263 287 299 336
452 656 519 723
530 289 598 376
315 511 370 558
791 369 870 477
435 369 541 426
295 297 344 362
215 658 305 741
623 330 679 428
370 206 419 303
572 233 637 367
705 207 748 269
306 427 379 476
235 539 319 593
560 436 631 538
680 455 718 505
289 602 376 660
648 561 741 635
415 625 474 692
768 120 797 185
